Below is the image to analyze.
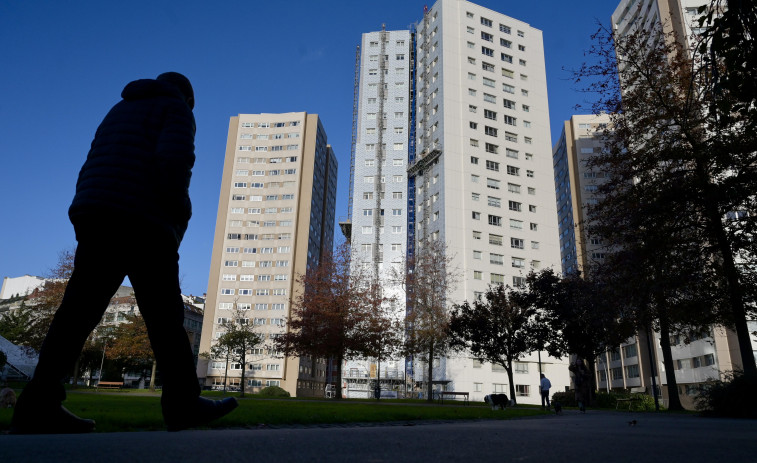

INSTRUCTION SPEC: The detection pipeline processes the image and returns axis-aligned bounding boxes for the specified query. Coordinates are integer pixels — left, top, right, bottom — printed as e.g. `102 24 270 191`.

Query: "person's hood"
121 79 187 105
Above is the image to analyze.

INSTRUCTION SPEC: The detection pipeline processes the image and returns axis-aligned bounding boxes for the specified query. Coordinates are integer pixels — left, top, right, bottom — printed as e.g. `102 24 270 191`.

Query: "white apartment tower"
409 0 569 403
343 29 412 396
199 113 337 397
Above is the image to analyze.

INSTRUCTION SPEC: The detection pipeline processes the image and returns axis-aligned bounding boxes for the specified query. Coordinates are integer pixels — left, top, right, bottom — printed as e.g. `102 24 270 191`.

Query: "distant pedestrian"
11 72 237 434
540 373 552 410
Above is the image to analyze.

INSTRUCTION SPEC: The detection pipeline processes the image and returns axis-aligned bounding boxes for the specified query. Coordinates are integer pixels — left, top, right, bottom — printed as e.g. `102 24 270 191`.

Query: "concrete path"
2 410 756 463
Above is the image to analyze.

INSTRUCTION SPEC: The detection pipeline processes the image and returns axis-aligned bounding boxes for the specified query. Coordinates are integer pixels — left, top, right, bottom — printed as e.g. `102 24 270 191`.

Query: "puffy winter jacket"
68 79 196 246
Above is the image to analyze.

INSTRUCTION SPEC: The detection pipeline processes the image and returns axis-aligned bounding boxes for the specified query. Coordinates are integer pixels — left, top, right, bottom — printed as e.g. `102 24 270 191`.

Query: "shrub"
551 391 577 407
259 386 291 398
696 371 757 418
593 390 657 411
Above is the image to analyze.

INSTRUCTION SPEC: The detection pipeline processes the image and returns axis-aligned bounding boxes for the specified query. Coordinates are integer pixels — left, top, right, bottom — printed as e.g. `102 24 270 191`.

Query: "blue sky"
0 0 620 297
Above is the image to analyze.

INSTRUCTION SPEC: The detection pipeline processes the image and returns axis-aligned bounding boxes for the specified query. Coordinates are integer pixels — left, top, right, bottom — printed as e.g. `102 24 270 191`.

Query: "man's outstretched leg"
11 239 125 434
129 239 237 431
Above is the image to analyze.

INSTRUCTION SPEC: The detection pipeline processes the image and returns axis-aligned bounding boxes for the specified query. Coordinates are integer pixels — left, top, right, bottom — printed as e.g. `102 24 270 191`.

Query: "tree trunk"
426 342 435 402
658 309 683 410
698 167 757 377
71 357 81 389
149 360 157 392
506 361 517 405
335 354 343 400
240 350 246 398
223 351 229 395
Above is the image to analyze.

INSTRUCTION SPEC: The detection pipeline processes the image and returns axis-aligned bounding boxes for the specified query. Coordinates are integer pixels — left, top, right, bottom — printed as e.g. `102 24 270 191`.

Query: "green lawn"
0 390 547 433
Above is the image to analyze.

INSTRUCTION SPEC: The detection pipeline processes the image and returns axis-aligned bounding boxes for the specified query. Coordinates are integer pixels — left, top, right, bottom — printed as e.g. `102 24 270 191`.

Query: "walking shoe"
10 404 95 434
164 397 238 431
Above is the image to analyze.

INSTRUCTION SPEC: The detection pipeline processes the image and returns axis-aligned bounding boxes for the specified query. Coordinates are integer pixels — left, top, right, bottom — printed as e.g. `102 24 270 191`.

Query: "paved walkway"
2 410 756 462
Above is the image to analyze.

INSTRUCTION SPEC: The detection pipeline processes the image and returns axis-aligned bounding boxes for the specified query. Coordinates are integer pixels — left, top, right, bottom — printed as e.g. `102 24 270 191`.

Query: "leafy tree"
394 240 459 402
213 304 263 398
352 284 404 399
106 312 157 390
523 269 635 405
573 19 757 378
448 284 539 404
276 243 369 399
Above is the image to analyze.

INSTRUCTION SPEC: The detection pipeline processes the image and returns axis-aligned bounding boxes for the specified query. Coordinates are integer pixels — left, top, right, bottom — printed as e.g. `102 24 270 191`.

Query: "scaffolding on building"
339 45 361 242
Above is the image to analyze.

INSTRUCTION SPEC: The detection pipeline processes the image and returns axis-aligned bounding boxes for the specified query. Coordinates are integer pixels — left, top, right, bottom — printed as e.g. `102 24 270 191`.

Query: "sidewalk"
2 410 756 463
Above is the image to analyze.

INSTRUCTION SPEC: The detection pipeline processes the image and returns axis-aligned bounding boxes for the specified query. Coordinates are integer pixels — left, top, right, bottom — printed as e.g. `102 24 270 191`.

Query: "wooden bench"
435 391 469 405
96 381 124 390
616 387 646 410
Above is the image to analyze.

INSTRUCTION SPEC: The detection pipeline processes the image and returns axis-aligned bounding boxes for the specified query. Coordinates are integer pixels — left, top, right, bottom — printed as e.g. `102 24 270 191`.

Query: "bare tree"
393 240 459 402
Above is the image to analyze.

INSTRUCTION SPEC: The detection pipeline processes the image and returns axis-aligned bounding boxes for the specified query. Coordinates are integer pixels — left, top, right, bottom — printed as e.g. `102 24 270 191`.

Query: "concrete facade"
198 113 337 397
407 0 569 404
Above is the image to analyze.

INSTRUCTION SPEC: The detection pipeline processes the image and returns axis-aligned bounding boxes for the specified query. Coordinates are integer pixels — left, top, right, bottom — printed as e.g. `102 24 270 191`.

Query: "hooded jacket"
68 78 196 246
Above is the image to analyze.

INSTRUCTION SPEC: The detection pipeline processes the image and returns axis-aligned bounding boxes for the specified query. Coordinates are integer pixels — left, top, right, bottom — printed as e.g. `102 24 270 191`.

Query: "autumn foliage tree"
106 312 157 390
276 243 375 399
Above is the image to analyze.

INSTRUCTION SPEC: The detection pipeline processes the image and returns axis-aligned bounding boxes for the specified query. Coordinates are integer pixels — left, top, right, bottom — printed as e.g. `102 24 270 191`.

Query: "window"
472 211 481 220
513 276 526 288
488 196 501 208
392 191 403 199
470 156 479 165
470 121 478 129
481 31 493 42
483 93 496 103
482 77 495 88
490 253 504 265
509 201 522 211
482 62 495 72
523 121 531 128
625 364 640 379
482 46 494 57
485 143 498 154
529 205 537 213
485 126 498 137
486 160 499 172
471 174 480 183
473 231 482 240
392 226 403 234
507 165 520 176
484 109 496 120
500 24 511 34
623 344 638 358
504 115 516 126
488 215 502 227
512 257 525 268
486 178 500 190
530 223 538 231
473 250 482 259
510 219 523 230
511 238 524 249
501 53 513 63
474 271 482 280
531 241 539 249
481 17 492 27
491 274 505 284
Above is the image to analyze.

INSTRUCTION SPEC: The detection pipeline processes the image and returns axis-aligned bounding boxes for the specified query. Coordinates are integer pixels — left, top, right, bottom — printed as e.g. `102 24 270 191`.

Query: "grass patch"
0 390 546 433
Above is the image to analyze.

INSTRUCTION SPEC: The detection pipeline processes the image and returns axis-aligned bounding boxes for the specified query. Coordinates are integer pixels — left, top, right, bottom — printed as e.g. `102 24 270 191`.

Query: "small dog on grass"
484 393 510 410
552 401 563 415
0 388 17 408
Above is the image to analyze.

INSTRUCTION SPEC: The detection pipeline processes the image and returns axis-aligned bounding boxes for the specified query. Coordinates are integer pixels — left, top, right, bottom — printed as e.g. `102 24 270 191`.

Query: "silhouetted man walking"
11 72 237 433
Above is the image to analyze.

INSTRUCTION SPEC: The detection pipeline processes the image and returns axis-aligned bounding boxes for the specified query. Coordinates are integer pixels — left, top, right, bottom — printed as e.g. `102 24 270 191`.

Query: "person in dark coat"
11 72 237 433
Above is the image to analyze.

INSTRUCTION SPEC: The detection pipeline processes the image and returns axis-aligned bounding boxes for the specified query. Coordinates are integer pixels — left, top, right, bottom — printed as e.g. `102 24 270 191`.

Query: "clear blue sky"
0 0 620 297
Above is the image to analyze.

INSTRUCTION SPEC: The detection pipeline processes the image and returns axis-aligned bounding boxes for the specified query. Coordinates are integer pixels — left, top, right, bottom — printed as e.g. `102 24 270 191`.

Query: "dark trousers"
27 223 199 409
541 389 550 408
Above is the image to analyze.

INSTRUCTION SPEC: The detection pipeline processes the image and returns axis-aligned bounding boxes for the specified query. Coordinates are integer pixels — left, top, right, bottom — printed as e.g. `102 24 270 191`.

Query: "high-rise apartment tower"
198 112 337 397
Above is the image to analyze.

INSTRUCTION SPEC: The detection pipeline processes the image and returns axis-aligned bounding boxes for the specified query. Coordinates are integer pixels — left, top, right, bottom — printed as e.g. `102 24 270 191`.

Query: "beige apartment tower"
198 112 337 397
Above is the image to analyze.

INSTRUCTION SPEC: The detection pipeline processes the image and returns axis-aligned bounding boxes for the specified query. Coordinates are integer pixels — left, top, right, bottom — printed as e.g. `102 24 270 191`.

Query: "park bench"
615 387 646 410
96 381 124 390
435 391 469 405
